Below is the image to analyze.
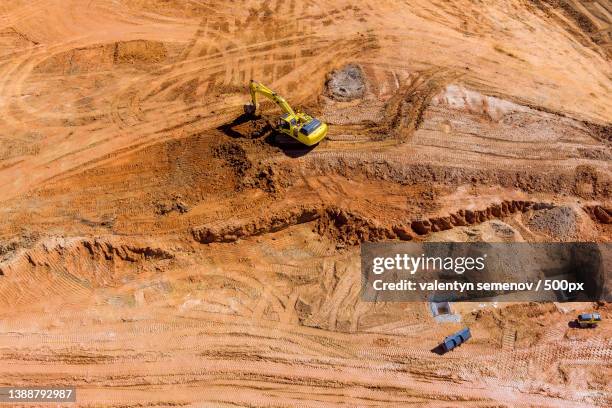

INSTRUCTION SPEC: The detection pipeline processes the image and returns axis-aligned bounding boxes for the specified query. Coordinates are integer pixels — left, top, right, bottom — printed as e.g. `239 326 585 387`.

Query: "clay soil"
0 0 611 407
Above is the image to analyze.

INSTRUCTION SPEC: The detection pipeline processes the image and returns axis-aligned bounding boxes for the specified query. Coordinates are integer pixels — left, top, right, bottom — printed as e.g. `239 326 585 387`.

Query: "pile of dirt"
115 39 167 64
0 233 39 264
249 163 292 194
326 64 366 101
211 139 290 193
220 116 273 140
155 194 189 215
316 207 398 245
212 140 252 180
428 220 522 243
527 206 578 240
0 240 19 257
573 165 607 199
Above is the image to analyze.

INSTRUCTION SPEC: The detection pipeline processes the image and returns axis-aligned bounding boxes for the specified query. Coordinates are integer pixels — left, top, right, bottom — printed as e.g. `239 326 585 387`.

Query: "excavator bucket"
244 103 256 116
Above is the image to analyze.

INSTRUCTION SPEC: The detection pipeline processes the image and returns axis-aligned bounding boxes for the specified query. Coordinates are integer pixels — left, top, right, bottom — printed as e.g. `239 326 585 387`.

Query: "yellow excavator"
244 80 328 146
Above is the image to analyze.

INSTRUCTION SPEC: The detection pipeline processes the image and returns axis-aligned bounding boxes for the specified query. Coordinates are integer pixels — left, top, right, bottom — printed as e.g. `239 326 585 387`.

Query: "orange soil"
0 1 610 407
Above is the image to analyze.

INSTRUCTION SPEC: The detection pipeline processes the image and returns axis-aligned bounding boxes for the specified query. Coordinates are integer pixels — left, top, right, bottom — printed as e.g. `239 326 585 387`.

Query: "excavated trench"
304 158 610 201
584 205 612 224
190 199 586 245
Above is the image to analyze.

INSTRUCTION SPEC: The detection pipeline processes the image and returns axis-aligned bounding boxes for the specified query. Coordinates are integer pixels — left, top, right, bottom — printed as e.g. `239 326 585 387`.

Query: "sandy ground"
0 0 611 407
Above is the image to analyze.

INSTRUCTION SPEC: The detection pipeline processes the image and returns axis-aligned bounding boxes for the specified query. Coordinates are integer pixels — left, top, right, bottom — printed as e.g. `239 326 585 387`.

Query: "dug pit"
326 64 366 101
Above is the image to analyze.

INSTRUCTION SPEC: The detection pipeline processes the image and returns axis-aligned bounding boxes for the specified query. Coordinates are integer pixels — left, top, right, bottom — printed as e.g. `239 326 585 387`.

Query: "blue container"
442 327 471 352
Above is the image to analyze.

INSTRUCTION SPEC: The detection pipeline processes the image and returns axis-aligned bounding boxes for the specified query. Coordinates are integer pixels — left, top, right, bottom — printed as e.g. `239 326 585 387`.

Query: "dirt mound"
212 140 252 179
317 207 398 245
0 240 20 264
326 64 366 101
426 220 523 242
220 116 273 140
211 139 290 193
154 195 189 215
527 206 578 240
115 39 167 64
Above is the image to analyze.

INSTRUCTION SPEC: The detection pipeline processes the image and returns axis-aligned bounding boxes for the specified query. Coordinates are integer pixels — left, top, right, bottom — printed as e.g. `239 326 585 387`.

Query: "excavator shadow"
217 113 265 139
263 133 318 158
430 344 447 355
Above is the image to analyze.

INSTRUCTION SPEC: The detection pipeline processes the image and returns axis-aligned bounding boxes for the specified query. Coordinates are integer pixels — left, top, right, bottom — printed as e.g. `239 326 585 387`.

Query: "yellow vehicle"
577 313 601 328
244 80 328 146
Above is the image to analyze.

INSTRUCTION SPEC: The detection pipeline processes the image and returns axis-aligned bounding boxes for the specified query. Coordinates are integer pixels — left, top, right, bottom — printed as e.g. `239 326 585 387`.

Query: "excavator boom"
248 80 295 116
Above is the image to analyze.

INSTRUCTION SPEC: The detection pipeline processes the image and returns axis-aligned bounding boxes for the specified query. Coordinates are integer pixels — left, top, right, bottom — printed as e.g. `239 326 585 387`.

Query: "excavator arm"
246 80 296 116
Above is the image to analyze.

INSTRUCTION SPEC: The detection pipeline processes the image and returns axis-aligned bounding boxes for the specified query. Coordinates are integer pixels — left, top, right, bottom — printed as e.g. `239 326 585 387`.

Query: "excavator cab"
294 116 327 146
278 113 295 132
245 80 328 146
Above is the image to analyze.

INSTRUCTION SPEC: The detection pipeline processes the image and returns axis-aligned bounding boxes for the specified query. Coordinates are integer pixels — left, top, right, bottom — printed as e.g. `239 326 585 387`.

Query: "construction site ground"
0 0 611 407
